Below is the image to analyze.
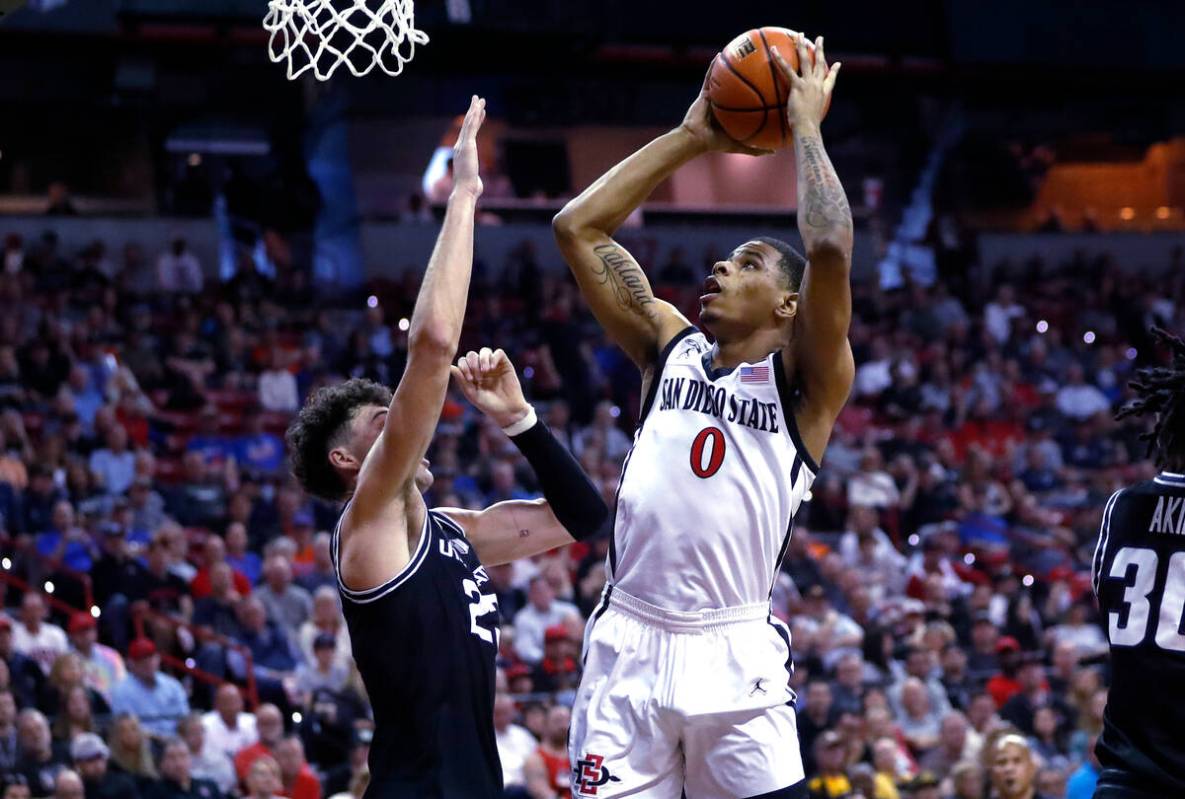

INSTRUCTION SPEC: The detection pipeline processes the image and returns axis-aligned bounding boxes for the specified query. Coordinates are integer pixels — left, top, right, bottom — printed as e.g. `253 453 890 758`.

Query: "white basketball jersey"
610 328 818 612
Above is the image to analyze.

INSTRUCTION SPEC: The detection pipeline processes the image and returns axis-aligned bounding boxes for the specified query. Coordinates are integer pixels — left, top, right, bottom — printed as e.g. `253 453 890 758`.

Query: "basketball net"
263 0 428 81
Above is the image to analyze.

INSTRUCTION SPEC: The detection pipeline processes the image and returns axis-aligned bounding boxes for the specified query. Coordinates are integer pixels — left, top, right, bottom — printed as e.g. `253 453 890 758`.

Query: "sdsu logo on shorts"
572 753 621 796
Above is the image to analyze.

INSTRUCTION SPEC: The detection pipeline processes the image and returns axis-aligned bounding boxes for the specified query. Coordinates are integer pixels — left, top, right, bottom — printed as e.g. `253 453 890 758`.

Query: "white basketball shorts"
568 586 806 799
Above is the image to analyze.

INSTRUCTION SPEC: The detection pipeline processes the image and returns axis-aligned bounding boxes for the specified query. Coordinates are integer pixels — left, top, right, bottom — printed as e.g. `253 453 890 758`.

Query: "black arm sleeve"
509 419 609 541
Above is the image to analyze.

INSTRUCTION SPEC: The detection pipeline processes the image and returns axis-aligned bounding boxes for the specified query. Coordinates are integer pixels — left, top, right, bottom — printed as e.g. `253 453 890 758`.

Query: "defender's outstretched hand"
772 35 839 131
452 95 486 200
451 347 531 429
680 68 775 157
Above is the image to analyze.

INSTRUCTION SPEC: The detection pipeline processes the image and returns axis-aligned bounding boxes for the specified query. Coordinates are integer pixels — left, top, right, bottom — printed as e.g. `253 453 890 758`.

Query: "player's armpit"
551 227 690 368
438 500 574 567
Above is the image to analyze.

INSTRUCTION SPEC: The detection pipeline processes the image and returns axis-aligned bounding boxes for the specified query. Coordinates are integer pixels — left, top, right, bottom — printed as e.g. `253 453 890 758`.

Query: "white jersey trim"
334 510 432 604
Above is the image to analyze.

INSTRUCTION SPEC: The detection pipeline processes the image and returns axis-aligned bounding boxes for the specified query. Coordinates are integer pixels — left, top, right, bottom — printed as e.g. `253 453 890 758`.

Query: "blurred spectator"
70 733 137 799
45 183 78 217
149 736 221 799
806 731 851 798
13 594 68 677
296 589 350 672
191 537 252 602
16 709 66 797
492 693 534 794
522 704 569 799
89 426 136 497
156 241 204 296
513 577 579 664
1055 364 1110 422
243 756 281 799
0 693 17 773
273 738 318 799
293 634 347 700
988 734 1042 799
232 705 283 785
110 641 189 739
224 524 262 587
107 714 158 789
255 557 311 637
200 686 256 765
257 355 298 415
51 770 82 799
176 714 236 795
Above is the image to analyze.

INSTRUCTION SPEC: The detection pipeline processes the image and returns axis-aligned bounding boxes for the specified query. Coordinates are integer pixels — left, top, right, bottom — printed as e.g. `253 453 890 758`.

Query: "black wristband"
509 419 609 541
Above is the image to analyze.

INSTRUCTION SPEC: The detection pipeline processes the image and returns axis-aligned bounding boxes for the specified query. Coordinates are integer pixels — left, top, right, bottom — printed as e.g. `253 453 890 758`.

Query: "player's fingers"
449 364 467 389
824 62 841 94
814 36 828 75
454 356 473 384
478 346 493 373
795 34 810 77
492 348 509 370
465 350 480 376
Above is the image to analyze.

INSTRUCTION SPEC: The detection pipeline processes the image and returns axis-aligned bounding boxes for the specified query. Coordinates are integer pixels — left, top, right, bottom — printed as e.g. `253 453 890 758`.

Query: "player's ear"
328 446 358 472
775 291 799 321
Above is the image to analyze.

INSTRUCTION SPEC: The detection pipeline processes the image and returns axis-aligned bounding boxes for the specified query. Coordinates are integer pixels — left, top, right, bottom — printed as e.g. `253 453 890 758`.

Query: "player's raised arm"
773 38 855 460
342 96 486 585
441 348 608 565
552 77 768 369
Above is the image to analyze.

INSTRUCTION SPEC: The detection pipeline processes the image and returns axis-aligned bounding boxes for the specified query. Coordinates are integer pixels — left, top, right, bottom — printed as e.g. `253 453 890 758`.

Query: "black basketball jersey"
332 507 502 798
1093 471 1185 797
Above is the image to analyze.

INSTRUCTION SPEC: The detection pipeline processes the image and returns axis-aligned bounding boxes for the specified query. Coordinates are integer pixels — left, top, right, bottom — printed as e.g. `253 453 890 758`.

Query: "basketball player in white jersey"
553 36 851 798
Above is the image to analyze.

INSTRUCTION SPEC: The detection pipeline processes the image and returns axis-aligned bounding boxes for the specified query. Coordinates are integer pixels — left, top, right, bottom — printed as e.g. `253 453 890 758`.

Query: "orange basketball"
706 27 828 150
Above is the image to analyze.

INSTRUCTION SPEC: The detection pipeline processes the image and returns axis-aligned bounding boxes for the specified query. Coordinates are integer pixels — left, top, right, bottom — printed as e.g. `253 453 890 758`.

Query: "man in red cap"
109 639 189 738
66 613 124 704
986 636 1023 708
530 625 580 694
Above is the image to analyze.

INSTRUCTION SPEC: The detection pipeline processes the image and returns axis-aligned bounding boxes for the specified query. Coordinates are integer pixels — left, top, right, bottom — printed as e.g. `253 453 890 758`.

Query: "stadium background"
1 1 1185 797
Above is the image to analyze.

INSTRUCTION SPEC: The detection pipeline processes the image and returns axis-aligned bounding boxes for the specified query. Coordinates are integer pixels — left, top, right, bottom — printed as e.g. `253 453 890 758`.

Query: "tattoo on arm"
797 134 852 234
592 244 657 320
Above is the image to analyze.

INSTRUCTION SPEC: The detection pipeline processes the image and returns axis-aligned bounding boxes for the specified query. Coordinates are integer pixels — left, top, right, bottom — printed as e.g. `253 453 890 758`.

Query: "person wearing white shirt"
178 712 238 794
847 449 901 509
492 693 536 790
157 239 204 294
258 351 299 413
1056 363 1110 421
12 593 68 675
984 284 1024 343
838 506 906 600
512 576 579 664
854 339 893 397
201 684 259 763
573 401 633 462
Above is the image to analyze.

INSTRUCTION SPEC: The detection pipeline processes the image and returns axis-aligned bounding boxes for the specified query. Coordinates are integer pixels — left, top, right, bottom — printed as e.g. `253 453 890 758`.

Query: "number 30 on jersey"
1108 546 1185 652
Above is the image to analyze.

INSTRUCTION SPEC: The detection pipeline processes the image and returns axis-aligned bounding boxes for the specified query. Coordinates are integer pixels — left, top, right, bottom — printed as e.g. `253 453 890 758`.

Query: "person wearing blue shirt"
37 500 95 573
88 426 136 496
1065 737 1099 799
233 415 285 477
110 639 190 738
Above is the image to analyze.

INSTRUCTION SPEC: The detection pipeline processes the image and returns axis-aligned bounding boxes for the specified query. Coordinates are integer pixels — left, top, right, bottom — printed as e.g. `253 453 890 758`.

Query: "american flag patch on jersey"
739 365 770 384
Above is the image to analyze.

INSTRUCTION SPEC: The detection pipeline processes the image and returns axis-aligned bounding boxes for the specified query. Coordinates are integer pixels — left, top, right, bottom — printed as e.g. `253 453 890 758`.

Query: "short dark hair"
752 236 807 291
286 378 393 501
1116 327 1185 472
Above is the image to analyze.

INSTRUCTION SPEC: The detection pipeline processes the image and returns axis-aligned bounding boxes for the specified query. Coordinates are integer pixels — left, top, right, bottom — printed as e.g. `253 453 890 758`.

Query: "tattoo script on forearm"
592 244 657 321
797 133 852 234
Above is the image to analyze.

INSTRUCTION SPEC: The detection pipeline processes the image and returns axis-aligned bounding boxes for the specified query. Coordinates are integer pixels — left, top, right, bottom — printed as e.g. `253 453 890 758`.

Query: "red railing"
0 561 258 710
0 564 92 620
9 551 95 612
131 603 260 709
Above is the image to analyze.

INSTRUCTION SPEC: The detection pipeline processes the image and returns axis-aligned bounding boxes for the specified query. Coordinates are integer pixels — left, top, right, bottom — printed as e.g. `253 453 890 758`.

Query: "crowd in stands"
0 221 1181 799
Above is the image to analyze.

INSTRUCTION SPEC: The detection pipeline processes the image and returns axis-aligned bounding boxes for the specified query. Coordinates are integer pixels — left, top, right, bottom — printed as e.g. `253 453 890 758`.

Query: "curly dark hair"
1116 327 1185 471
286 378 393 501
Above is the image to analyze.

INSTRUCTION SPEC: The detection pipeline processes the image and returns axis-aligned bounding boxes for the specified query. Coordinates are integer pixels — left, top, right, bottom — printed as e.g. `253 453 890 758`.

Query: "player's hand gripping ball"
707 27 835 150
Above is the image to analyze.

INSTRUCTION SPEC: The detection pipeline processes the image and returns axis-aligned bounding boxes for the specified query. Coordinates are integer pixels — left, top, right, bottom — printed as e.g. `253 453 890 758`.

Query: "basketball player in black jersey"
1093 327 1185 799
285 97 608 799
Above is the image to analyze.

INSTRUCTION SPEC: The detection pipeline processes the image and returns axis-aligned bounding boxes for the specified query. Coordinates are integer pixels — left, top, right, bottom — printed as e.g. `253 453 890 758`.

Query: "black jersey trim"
638 325 698 425
772 349 821 475
337 512 432 604
765 612 795 694
768 492 799 600
1091 488 1124 596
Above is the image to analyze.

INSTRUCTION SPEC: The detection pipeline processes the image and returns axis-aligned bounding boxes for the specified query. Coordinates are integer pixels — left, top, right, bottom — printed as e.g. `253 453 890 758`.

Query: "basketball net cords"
263 0 429 81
